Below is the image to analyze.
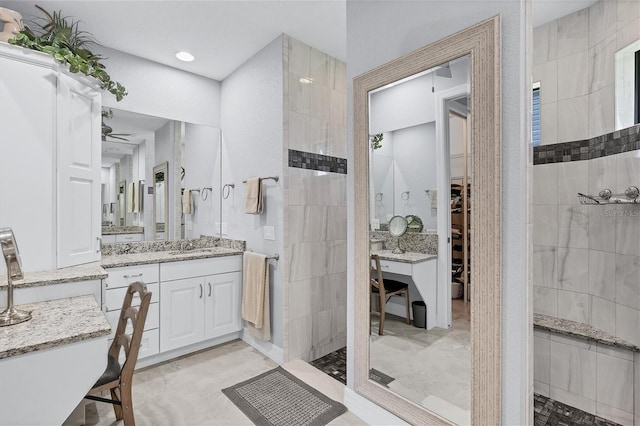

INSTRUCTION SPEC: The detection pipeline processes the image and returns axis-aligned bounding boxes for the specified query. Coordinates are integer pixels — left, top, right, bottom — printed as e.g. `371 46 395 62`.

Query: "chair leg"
120 383 135 426
378 293 385 335
404 291 411 325
110 388 123 421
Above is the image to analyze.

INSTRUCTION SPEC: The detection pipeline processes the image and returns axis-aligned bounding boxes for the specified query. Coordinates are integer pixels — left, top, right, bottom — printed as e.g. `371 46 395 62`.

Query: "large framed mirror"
354 16 501 425
153 162 169 240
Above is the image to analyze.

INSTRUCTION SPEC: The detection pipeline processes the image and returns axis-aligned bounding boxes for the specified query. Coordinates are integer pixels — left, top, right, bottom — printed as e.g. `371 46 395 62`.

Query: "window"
532 82 541 147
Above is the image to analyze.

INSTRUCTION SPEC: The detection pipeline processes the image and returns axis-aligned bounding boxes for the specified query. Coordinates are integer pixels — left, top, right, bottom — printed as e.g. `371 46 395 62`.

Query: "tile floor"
81 340 365 425
533 394 622 426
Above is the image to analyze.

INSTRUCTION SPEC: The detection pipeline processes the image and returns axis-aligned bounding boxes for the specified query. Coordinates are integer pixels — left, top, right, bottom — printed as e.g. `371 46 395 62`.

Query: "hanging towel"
241 251 270 341
132 182 140 213
127 182 134 213
244 177 263 214
182 189 192 214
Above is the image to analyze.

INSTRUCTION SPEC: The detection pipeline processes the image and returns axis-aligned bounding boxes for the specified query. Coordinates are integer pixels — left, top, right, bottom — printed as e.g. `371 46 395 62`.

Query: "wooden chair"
370 254 410 335
85 282 151 426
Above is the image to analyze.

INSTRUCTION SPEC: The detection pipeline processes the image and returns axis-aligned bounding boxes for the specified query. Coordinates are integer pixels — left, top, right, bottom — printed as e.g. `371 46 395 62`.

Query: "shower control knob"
598 189 612 200
625 186 639 199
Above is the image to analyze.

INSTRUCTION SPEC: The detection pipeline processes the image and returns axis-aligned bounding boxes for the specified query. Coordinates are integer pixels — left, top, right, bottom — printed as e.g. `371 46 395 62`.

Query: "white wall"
346 1 530 424
221 36 285 350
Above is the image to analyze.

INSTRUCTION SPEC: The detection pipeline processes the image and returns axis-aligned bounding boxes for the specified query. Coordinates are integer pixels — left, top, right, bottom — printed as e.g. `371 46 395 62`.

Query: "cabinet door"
160 277 205 352
204 272 242 340
56 73 101 268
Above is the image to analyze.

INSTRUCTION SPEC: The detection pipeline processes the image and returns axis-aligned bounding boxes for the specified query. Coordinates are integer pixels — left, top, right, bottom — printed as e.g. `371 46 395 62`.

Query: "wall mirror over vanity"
354 16 501 425
100 108 223 244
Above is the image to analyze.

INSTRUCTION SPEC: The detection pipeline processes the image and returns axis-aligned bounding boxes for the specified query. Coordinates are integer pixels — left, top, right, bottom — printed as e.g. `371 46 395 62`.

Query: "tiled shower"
532 0 640 423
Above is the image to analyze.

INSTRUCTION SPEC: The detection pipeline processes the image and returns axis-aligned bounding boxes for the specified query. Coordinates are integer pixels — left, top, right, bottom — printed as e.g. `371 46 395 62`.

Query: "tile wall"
283 36 348 362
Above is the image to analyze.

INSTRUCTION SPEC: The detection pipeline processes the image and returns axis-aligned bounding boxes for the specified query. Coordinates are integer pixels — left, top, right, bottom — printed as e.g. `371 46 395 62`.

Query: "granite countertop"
0 295 111 359
0 262 108 290
102 247 244 268
534 313 639 352
371 249 437 264
102 225 144 235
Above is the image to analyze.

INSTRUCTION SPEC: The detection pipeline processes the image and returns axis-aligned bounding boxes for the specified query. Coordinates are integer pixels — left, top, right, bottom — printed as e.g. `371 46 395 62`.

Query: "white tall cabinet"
0 44 101 272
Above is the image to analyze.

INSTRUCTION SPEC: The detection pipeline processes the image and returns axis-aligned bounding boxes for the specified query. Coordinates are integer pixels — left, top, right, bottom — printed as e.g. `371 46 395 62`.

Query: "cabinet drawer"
379 259 412 276
109 328 159 362
101 235 116 244
104 282 159 311
104 264 159 289
105 302 159 338
115 233 143 243
160 256 242 281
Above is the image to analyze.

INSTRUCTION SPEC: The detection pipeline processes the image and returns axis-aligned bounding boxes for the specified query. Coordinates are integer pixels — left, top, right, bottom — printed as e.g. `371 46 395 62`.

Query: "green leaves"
370 133 384 150
8 5 127 102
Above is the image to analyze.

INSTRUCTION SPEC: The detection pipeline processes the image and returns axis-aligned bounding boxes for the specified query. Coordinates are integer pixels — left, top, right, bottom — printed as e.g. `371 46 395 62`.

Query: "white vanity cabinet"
160 256 242 352
103 264 161 360
0 44 101 272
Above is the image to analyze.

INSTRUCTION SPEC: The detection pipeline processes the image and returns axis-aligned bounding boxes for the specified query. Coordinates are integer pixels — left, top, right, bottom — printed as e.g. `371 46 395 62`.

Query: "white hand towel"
132 182 140 213
127 182 134 213
182 189 192 214
244 177 263 214
241 251 270 341
430 189 437 209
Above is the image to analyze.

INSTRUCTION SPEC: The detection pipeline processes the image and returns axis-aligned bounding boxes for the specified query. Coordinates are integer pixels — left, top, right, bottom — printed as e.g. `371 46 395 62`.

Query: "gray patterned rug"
222 366 347 426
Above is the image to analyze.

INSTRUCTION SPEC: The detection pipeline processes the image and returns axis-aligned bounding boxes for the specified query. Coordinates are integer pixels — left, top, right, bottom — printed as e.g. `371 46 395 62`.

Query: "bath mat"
369 368 395 387
222 366 347 426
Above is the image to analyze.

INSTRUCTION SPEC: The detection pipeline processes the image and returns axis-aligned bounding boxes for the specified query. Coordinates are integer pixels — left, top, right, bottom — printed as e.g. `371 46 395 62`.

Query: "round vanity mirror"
405 214 423 232
388 215 408 237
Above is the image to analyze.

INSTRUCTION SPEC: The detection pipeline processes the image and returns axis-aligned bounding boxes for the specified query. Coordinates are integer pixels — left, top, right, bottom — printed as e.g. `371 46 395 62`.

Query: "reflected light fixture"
176 51 195 62
299 77 313 84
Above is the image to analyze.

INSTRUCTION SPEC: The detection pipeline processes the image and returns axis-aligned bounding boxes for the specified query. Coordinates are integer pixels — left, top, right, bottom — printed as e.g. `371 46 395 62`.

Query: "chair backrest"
108 281 152 381
370 254 386 297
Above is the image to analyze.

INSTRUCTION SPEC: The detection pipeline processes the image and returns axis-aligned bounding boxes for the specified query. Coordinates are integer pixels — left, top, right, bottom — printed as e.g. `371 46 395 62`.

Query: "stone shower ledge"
534 313 639 352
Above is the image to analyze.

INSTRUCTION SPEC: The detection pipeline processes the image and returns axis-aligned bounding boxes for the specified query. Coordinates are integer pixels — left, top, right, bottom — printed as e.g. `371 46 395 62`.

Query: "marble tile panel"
615 149 640 194
557 248 589 292
589 0 617 48
287 314 313 360
617 0 640 27
533 60 558 104
534 380 550 397
635 359 640 425
549 337 596 399
309 84 331 122
533 20 558 65
549 385 597 416
309 47 330 88
288 72 311 116
326 240 347 275
326 206 347 241
557 160 587 204
588 250 617 301
327 124 347 159
595 341 634 361
330 304 347 340
287 110 311 152
616 17 640 50
540 101 558 145
615 205 640 256
588 84 616 139
595 403 635 426
588 35 616 93
558 205 589 248
533 205 559 246
596 351 634 411
589 296 616 335
533 245 557 288
330 272 347 308
333 60 347 94
549 329 596 349
534 286 558 316
557 51 589 100
557 8 589 58
312 309 332 348
288 168 346 207
588 206 617 253
557 96 590 143
330 90 347 128
288 278 313 321
288 36 310 78
533 163 558 204
615 303 640 346
289 241 328 282
534 329 550 340
587 154 617 197
288 205 328 244
310 274 338 314
615 254 640 310
557 289 590 323
534 335 551 383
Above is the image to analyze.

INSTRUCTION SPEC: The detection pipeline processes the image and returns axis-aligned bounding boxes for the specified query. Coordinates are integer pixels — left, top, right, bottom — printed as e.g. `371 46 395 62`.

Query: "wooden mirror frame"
353 16 501 425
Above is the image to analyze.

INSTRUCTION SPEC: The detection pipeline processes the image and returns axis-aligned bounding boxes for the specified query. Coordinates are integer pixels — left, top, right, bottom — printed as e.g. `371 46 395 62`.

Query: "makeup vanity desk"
371 250 438 329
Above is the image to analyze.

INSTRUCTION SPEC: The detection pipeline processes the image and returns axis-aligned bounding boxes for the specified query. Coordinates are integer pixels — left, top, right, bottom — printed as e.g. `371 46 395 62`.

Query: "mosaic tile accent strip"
288 149 347 174
534 394 621 426
533 124 640 165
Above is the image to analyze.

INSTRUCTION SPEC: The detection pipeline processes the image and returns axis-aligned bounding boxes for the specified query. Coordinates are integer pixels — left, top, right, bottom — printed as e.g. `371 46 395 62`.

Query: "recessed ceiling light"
299 77 313 84
176 51 195 62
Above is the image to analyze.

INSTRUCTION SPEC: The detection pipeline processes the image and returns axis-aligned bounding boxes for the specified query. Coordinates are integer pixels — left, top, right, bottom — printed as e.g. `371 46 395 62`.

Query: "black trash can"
412 301 427 328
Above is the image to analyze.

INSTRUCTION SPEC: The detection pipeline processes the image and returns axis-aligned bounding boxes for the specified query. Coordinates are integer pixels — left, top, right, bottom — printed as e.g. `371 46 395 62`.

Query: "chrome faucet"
0 228 32 326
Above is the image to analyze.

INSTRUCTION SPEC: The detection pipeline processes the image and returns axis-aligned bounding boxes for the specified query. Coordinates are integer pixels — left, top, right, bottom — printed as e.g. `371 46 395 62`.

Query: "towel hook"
223 183 235 199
